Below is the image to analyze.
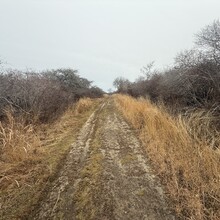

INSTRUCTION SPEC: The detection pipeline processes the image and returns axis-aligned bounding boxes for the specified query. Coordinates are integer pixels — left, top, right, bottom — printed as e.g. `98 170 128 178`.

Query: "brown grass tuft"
0 109 41 163
115 94 220 220
74 98 93 114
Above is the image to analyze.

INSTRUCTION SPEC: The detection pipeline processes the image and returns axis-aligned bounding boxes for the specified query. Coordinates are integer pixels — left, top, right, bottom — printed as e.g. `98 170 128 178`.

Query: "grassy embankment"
0 97 101 219
115 94 220 220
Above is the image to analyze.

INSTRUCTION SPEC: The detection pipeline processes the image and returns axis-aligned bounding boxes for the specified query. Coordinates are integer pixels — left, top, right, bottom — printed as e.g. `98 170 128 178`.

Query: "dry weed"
0 97 99 219
0 109 41 163
74 98 93 114
115 94 220 220
0 97 97 189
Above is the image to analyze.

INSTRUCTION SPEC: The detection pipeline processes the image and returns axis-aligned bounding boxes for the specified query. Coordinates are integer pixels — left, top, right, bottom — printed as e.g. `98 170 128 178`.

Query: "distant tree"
113 20 220 125
43 68 93 100
45 68 92 90
108 88 113 94
140 61 156 79
113 77 131 93
0 66 103 123
196 19 220 65
87 86 104 98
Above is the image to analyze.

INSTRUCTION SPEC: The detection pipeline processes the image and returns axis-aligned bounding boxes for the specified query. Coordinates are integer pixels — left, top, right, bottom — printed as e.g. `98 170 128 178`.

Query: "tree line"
0 68 103 123
113 20 220 119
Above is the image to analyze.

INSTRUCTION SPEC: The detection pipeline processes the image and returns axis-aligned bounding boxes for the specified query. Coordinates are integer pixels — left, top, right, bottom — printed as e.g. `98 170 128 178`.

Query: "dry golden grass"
115 94 220 220
74 97 93 114
0 98 95 165
0 110 41 163
0 97 100 219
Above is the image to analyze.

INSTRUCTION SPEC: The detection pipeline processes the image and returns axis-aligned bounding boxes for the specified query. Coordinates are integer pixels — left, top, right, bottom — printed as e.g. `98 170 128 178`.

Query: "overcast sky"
0 0 220 90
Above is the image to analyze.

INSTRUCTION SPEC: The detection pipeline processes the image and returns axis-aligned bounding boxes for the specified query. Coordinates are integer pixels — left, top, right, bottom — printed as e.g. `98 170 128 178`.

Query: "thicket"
0 68 103 123
113 20 220 126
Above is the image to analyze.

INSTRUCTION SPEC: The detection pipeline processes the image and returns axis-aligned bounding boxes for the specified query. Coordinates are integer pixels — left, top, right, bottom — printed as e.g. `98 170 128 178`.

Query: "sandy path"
30 98 174 220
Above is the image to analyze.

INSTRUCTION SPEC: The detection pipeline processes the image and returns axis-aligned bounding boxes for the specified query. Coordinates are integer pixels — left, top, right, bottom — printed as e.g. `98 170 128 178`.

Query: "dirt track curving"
30 98 174 220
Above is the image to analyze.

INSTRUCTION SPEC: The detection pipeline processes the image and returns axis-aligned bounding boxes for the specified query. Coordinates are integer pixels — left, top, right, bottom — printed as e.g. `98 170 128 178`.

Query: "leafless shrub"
113 77 131 94
196 19 220 65
114 20 220 123
0 68 103 123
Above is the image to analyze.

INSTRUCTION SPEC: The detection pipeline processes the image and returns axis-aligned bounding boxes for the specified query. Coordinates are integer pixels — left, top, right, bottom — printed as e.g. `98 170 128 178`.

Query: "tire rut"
31 102 106 219
30 98 174 220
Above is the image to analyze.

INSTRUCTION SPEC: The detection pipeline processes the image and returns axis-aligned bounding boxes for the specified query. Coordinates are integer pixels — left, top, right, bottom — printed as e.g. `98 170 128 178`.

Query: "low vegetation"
0 68 103 123
0 66 103 166
115 94 220 220
0 97 100 219
1 18 219 220
113 20 220 219
113 20 220 128
0 65 103 219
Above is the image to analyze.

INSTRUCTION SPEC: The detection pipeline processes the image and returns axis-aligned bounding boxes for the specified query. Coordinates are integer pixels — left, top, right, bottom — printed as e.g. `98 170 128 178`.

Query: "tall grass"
0 109 41 163
0 97 99 219
115 94 220 220
74 98 94 114
0 98 95 163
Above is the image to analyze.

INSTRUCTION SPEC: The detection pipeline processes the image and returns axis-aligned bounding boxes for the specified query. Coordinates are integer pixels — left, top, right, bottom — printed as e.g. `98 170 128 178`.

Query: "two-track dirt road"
30 98 174 220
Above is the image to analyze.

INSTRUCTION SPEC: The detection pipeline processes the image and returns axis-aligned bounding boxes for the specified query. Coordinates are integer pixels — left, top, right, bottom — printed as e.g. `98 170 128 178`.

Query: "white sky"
0 0 220 91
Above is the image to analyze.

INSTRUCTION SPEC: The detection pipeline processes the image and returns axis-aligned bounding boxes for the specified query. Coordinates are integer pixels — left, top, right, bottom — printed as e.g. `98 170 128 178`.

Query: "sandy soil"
30 98 175 220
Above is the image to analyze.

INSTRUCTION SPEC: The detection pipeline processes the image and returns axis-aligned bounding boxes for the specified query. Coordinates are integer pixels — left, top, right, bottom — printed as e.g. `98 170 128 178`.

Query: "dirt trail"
30 98 174 220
